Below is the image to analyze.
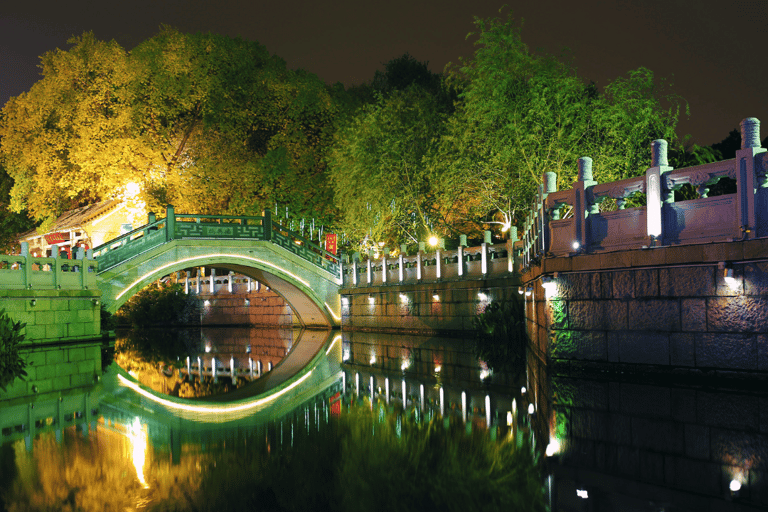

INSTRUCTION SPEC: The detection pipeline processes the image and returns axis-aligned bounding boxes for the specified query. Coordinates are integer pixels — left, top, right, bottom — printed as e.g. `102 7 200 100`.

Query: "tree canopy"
328 13 685 249
0 15 711 253
0 28 339 232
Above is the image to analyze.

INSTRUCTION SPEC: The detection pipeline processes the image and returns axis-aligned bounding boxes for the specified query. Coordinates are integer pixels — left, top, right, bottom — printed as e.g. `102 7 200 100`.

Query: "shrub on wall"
0 308 27 391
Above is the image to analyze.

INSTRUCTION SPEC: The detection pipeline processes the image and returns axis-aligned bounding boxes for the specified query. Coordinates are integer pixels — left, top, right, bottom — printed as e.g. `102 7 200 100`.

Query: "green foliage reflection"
0 308 27 392
471 299 526 378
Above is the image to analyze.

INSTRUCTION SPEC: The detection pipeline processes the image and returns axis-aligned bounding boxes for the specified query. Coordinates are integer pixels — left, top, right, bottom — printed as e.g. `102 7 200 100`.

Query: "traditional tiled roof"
19 199 122 239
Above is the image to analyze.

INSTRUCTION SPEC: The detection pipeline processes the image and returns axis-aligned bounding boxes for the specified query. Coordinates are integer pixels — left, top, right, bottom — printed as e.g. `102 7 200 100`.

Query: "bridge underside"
97 239 341 328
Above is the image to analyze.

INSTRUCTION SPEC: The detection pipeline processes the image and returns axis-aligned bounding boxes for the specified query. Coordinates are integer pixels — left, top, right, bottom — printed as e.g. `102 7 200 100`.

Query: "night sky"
1 0 766 146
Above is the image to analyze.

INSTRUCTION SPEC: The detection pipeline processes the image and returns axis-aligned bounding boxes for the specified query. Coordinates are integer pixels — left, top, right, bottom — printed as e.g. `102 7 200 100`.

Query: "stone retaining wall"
1 289 102 343
340 277 520 334
194 289 295 326
522 240 768 373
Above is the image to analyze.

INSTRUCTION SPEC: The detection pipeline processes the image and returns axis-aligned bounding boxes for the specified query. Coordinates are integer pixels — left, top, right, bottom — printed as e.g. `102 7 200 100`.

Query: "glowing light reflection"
117 369 313 414
128 417 149 488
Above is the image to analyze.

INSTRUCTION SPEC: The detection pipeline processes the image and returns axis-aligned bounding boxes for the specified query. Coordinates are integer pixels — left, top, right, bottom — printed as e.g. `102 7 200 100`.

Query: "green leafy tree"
0 163 36 253
328 55 456 248
329 84 450 247
115 281 198 328
431 12 683 237
0 308 27 391
0 29 340 231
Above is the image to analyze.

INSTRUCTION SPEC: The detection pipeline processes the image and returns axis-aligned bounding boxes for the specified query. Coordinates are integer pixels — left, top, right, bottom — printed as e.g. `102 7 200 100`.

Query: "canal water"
1 327 767 511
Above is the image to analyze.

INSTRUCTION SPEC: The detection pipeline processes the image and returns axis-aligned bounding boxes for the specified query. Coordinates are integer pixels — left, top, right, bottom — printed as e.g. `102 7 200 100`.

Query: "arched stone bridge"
93 207 341 328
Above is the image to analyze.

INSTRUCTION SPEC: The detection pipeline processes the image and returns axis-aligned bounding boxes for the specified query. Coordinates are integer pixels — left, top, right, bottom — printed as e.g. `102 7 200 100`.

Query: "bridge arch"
97 238 341 328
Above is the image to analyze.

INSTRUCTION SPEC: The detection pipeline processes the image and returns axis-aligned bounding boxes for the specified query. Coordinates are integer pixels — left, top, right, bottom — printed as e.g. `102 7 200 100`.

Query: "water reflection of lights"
325 334 341 355
128 417 149 488
117 369 313 416
545 438 561 457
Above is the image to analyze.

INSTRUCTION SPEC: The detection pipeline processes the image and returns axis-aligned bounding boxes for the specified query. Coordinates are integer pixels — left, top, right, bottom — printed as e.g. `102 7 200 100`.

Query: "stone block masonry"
1 289 102 343
340 276 520 335
187 273 296 327
522 238 768 373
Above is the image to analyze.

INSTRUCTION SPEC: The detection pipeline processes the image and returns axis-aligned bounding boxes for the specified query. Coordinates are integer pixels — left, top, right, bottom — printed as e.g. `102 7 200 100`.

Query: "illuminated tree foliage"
0 29 338 231
329 14 684 247
329 84 450 246
328 54 456 247
432 13 683 237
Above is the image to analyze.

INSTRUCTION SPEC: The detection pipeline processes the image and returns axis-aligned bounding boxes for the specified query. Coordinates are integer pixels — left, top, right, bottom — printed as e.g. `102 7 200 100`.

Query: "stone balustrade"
341 232 519 288
521 117 768 269
0 242 98 291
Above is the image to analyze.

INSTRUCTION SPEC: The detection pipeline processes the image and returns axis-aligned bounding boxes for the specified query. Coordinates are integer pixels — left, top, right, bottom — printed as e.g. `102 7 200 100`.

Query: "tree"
431 12 683 237
329 84 450 247
0 29 340 231
0 162 36 253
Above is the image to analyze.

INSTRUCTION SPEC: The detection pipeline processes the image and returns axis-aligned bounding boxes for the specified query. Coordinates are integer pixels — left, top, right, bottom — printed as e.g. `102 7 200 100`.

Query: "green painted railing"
92 207 340 277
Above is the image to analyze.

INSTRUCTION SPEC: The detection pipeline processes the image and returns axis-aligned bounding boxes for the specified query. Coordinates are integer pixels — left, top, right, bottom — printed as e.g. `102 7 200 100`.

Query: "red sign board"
325 233 337 255
44 232 68 244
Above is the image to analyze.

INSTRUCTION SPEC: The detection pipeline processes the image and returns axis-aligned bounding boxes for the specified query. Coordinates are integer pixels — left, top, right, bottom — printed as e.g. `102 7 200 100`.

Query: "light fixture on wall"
719 261 739 289
368 294 375 304
399 293 409 302
478 290 490 301
541 272 559 298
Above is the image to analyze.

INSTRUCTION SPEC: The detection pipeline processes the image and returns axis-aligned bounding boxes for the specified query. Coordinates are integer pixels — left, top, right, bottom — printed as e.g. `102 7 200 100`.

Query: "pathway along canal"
1 327 767 511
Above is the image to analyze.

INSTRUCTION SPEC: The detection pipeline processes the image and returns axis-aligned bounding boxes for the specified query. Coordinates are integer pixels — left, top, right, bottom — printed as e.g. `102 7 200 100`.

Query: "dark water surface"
2 328 767 511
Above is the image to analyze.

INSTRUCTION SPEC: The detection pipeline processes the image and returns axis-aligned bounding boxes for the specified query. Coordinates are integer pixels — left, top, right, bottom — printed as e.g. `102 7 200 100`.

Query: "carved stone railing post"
263 208 272 242
481 230 491 274
417 242 425 281
507 227 518 272
381 248 388 284
573 157 597 251
398 245 406 282
366 254 372 285
458 234 467 277
646 140 673 245
736 117 765 239
352 254 359 286
165 205 175 242
541 172 558 255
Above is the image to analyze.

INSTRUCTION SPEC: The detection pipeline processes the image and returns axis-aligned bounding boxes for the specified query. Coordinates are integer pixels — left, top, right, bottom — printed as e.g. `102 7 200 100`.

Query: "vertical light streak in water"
128 417 149 488
439 387 445 416
370 376 374 409
401 380 407 407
